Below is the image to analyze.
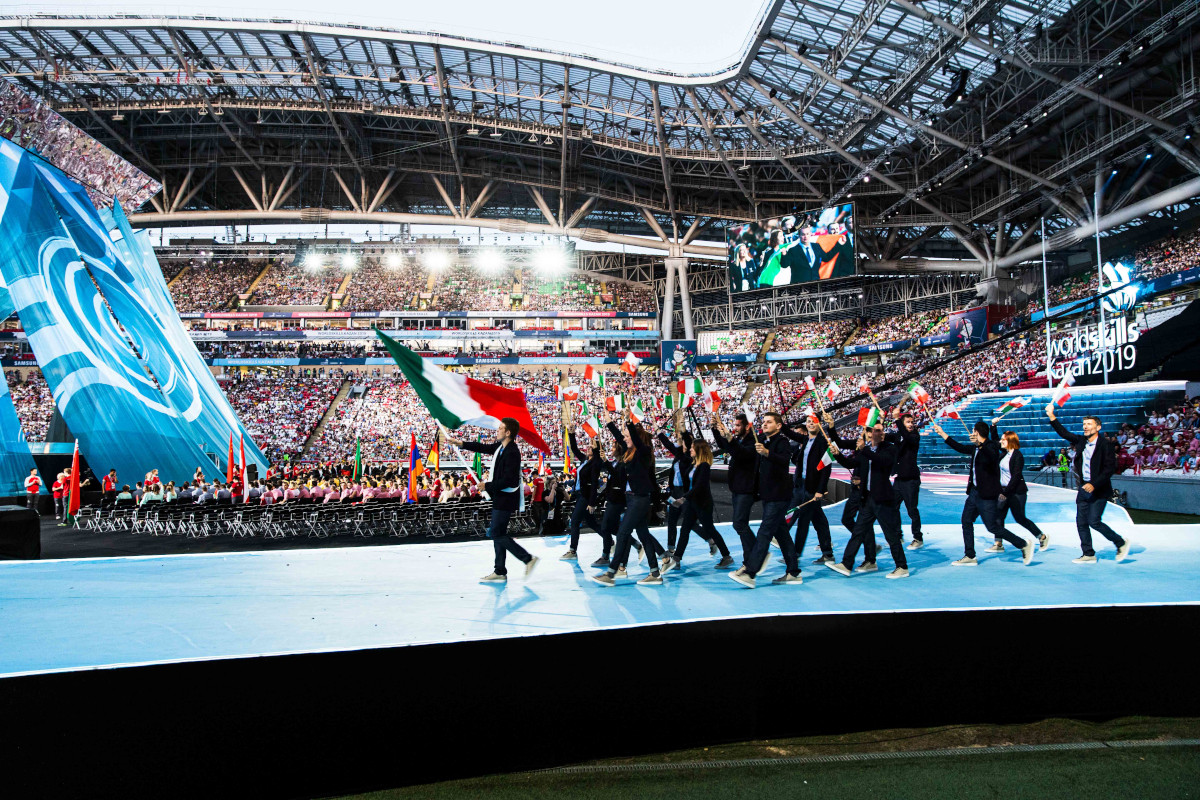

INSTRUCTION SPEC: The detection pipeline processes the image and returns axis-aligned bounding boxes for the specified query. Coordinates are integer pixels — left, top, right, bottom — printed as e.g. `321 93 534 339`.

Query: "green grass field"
1127 508 1200 525
335 718 1200 799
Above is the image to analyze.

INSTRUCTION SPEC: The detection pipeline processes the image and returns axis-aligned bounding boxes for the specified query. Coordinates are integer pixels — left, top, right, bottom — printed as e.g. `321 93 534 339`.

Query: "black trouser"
665 486 686 549
611 495 660 572
730 492 756 565
1075 489 1125 556
54 496 64 518
961 489 1023 558
532 499 547 534
841 488 862 534
788 485 832 559
841 496 906 570
998 492 1043 541
745 499 799 578
568 497 602 551
675 501 730 561
26 492 39 513
486 508 531 576
893 477 922 541
599 499 624 558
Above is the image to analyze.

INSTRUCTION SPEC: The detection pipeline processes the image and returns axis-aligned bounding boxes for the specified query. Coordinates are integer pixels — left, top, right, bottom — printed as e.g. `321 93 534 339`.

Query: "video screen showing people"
725 203 856 293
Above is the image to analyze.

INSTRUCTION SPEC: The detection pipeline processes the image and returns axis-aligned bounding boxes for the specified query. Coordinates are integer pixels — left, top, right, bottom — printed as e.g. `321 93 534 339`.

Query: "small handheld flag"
581 416 601 438
605 393 627 412
621 351 640 376
938 405 962 420
740 403 758 424
907 381 931 406
858 407 883 427
629 399 647 424
995 396 1031 417
702 384 722 413
1050 373 1075 408
858 375 872 394
803 375 817 392
557 385 580 402
824 378 840 401
663 394 694 410
677 378 704 394
584 364 605 387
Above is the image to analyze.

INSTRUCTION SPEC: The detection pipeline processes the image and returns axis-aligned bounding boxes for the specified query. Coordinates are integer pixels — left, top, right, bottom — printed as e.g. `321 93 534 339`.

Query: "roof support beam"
466 179 495 217
714 86 826 202
268 165 296 212
230 167 264 212
168 167 194 213
684 88 755 208
528 187 557 226
564 195 597 229
332 170 363 213
432 45 467 191
640 207 670 243
650 84 679 230
431 176 463 218
300 33 362 175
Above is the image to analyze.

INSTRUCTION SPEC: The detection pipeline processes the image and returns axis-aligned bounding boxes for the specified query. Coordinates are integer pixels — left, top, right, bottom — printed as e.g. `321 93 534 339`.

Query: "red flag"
226 432 235 484
66 440 81 520
239 433 248 503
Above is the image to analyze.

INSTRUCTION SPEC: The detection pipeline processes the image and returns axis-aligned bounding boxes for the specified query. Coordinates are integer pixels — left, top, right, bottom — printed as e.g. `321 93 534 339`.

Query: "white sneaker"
637 572 663 586
771 573 803 585
1038 533 1050 550
826 562 852 577
1072 554 1098 564
480 572 507 583
559 549 577 561
984 542 1004 554
1116 541 1131 562
907 540 924 550
886 567 910 579
729 571 755 588
1022 541 1034 566
524 556 540 578
951 556 978 566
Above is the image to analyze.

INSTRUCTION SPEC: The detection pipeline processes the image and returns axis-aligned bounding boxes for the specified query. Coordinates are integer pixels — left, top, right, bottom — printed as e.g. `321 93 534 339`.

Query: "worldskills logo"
1100 261 1138 313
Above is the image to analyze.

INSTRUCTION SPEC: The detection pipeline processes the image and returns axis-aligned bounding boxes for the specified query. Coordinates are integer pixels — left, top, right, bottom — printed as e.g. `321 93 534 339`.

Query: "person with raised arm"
730 412 803 588
1046 405 1129 563
930 419 1033 566
589 414 644 572
445 417 541 584
779 412 834 567
986 423 1050 555
887 400 924 549
656 416 694 558
710 411 759 568
591 410 663 587
660 439 733 574
559 428 604 562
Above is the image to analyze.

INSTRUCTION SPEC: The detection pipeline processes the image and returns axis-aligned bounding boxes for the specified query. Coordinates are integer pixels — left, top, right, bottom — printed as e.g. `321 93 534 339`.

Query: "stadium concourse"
4 0 1200 796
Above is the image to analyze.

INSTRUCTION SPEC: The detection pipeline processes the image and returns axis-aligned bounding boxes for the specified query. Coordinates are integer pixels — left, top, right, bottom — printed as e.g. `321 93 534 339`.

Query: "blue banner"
695 353 757 364
0 286 40 495
764 348 836 361
0 140 211 485
660 339 698 373
843 338 914 356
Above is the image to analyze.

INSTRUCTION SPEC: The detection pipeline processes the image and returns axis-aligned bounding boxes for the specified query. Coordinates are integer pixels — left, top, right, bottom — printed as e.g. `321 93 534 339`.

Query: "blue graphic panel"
0 288 40 495
0 139 212 484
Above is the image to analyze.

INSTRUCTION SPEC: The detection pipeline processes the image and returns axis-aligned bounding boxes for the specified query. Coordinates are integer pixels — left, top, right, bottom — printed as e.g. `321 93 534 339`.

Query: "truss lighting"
528 133 539 143
476 249 505 273
942 68 969 109
467 126 480 135
544 136 554 145
489 129 502 138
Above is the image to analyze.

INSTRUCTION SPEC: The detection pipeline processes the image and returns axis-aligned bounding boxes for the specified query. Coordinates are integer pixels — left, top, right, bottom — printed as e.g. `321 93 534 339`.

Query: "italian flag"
579 399 591 417
995 396 1031 417
858 407 882 427
557 385 580 402
621 351 640 376
803 375 818 392
584 364 605 387
907 381 930 406
376 330 551 452
581 416 601 438
629 399 647 424
824 379 840 401
677 377 704 394
938 405 962 420
605 393 626 412
662 394 694 410
1051 373 1075 408
858 375 872 394
702 384 722 413
817 449 834 471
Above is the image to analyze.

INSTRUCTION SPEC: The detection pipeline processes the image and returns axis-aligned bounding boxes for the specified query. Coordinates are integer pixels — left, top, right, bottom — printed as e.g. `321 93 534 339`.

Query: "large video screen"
725 203 856 293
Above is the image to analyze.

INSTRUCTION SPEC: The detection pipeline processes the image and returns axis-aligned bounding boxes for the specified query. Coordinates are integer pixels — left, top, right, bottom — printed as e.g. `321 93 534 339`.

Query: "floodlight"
476 249 505 273
341 253 357 270
304 253 323 272
386 253 402 269
421 249 450 271
534 246 567 273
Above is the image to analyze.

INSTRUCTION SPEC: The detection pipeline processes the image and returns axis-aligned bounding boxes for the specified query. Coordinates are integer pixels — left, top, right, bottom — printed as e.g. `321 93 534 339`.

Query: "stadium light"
386 253 402 269
303 253 323 272
341 253 358 271
534 246 567 273
476 249 505 273
421 249 451 271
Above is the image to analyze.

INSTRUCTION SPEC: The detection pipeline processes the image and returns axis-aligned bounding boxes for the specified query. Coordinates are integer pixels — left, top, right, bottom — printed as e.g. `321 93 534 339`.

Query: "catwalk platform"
2 473 1198 797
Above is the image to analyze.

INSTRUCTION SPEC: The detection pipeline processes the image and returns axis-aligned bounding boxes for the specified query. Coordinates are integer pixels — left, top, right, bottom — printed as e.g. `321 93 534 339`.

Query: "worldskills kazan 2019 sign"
1048 261 1141 379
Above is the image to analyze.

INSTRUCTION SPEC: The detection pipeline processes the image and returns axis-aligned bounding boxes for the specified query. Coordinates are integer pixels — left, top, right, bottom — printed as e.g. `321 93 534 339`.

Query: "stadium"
2 0 1200 796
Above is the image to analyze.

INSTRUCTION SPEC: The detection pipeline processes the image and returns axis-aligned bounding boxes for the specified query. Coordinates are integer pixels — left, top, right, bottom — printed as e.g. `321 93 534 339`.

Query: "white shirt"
999 451 1014 489
1082 438 1097 481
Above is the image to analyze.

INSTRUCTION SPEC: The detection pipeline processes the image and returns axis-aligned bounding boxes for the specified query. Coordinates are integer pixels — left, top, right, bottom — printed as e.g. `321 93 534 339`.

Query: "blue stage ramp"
1 480 1196 678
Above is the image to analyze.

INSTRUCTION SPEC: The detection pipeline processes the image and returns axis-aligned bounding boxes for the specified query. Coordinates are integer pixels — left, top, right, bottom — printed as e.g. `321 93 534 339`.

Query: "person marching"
931 419 1033 566
826 421 910 579
560 429 604 562
1046 406 1130 563
824 416 869 565
986 423 1049 554
730 412 803 588
711 412 759 567
660 439 733 573
592 413 664 587
779 412 834 565
590 417 644 572
887 401 924 549
445 418 541 584
657 421 694 557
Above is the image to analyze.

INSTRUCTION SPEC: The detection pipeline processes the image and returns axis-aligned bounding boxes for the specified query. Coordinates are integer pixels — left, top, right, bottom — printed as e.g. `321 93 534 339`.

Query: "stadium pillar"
660 255 677 341
669 257 696 340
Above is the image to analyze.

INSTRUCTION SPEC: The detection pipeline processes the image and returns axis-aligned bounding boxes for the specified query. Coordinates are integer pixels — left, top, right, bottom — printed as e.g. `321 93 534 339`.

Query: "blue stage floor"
2 477 1197 678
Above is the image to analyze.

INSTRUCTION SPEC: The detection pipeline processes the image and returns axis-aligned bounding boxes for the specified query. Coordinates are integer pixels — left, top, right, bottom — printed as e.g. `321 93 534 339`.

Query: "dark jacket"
885 422 921 480
683 461 714 510
621 422 656 497
781 424 832 494
1050 417 1117 496
829 426 868 486
657 432 693 495
831 441 897 504
711 426 758 495
943 436 1002 499
756 432 793 503
598 422 627 504
462 439 522 511
568 432 603 505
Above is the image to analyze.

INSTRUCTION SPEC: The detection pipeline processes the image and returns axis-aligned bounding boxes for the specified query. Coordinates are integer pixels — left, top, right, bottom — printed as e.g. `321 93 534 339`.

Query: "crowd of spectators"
251 261 344 307
169 260 264 312
771 320 856 351
847 309 947 346
1113 399 1200 475
340 260 428 311
704 329 768 355
221 372 344 464
5 370 54 442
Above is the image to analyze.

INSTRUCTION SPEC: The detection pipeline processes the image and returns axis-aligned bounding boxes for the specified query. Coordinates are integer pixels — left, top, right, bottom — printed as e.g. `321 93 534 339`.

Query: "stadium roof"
2 0 1199 269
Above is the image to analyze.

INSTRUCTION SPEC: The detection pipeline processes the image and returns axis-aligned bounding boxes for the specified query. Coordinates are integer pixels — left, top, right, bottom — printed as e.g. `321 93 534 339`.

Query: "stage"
2 474 1198 797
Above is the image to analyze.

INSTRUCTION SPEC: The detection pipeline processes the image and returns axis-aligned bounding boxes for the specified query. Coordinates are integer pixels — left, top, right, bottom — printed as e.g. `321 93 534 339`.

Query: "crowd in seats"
771 320 856 351
848 309 946 346
222 372 344 464
251 262 343 307
201 341 386 360
341 260 427 311
1114 399 1200 474
1030 229 1200 311
705 329 768 355
169 260 264 312
5 370 54 442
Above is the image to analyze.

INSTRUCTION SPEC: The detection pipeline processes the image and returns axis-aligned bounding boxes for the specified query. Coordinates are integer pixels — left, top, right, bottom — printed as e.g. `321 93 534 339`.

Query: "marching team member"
824 417 869 565
656 423 694 556
826 421 909 579
988 424 1049 554
730 412 803 588
589 418 644 571
1046 406 1129 563
592 412 663 587
560 430 603 561
887 402 924 548
660 439 733 573
931 419 1033 566
710 412 759 566
780 412 834 565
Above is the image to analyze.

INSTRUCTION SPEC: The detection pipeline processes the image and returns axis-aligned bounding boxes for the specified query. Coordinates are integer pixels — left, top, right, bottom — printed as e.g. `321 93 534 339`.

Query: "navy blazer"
944 436 1003 499
756 432 793 503
1050 417 1117 496
831 441 897 504
462 439 523 511
683 461 714 510
711 426 759 496
657 432 693 494
780 424 832 494
568 432 603 505
885 423 921 480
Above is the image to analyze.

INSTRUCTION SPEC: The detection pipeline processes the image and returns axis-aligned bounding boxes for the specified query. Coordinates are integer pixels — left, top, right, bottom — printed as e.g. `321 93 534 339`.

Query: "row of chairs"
76 498 540 540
